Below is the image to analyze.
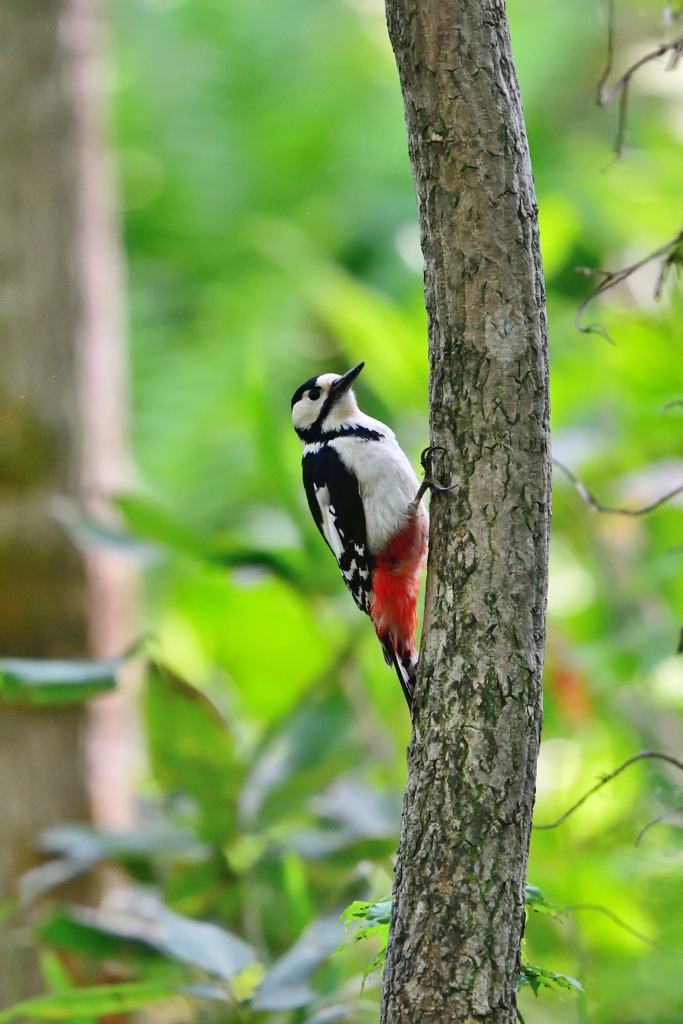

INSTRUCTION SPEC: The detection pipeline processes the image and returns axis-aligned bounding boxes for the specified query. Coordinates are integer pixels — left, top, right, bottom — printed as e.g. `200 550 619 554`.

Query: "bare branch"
599 36 683 116
597 0 683 156
553 459 683 516
533 750 683 831
575 228 683 339
635 805 683 846
577 3 683 336
596 0 617 104
566 904 658 946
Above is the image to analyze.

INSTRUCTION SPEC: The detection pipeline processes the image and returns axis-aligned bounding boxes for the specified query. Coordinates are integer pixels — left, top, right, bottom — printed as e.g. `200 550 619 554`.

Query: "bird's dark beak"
330 362 364 398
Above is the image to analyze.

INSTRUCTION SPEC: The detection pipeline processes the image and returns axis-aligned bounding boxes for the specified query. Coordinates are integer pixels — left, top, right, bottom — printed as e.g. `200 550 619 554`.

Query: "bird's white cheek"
292 400 318 430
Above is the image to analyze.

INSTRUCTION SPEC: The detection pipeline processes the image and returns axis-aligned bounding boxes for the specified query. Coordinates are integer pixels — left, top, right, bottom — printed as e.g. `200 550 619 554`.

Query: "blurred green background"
29 0 683 1018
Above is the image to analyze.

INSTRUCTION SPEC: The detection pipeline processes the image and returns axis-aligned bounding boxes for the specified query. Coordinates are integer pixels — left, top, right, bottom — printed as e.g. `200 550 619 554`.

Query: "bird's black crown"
291 376 319 409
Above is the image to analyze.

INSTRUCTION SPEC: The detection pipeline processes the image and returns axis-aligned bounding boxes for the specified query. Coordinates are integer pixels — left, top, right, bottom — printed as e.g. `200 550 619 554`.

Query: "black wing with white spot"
302 444 374 614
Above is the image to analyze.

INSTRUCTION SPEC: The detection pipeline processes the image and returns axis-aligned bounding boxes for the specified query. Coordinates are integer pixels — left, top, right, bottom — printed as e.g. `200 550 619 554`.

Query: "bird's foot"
411 446 457 510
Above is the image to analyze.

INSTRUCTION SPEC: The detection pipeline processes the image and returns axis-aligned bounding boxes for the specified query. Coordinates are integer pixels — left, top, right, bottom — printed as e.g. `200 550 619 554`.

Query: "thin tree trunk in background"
381 2 551 1023
0 0 134 1002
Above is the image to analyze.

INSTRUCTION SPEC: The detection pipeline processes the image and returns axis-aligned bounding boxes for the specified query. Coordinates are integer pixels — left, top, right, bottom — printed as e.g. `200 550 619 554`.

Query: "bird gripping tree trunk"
380 2 551 1023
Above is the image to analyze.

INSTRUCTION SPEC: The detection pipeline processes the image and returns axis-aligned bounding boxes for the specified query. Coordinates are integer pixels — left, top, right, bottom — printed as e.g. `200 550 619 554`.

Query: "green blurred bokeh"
58 0 683 1016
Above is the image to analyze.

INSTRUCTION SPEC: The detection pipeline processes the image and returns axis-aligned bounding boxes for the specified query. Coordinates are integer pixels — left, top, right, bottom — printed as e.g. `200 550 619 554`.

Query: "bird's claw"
421 446 456 492
412 446 457 508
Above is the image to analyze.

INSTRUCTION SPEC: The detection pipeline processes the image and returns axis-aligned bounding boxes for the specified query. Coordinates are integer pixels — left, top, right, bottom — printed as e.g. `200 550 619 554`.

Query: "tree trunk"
0 0 134 1002
381 3 551 1023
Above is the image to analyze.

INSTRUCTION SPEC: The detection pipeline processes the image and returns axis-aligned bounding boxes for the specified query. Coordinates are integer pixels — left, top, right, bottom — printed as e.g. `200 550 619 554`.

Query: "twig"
635 805 683 846
566 904 658 946
596 0 617 103
553 459 683 516
516 1009 527 1024
597 0 683 155
533 750 683 830
600 38 683 152
579 2 683 337
575 228 683 338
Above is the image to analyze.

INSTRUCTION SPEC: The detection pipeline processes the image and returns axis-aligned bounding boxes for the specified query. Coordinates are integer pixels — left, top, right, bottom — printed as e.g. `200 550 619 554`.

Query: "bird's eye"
308 387 322 401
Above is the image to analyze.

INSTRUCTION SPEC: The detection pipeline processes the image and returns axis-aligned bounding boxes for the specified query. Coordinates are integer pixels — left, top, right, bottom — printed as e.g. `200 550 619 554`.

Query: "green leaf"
240 689 354 826
518 962 583 997
116 494 305 587
338 897 391 989
520 889 575 998
357 898 392 926
281 851 314 935
69 886 257 981
252 915 345 1011
341 897 392 928
178 983 231 1001
341 900 374 925
20 856 99 908
524 884 566 921
40 912 151 960
116 494 218 561
0 984 179 1023
52 501 159 563
293 780 400 858
40 822 206 862
229 961 266 1003
0 650 135 707
350 923 389 944
21 818 207 908
39 950 74 993
360 946 387 989
38 950 97 1024
176 568 335 721
145 662 243 842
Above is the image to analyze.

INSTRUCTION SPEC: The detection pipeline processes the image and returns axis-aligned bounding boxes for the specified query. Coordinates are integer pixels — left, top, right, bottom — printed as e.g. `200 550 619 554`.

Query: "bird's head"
291 362 364 439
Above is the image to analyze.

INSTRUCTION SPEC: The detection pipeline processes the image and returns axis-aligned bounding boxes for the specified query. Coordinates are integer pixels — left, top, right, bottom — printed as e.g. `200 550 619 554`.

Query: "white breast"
329 427 423 554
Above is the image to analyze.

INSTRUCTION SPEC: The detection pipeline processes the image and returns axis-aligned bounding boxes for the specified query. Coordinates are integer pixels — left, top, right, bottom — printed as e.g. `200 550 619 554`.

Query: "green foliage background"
26 0 683 1018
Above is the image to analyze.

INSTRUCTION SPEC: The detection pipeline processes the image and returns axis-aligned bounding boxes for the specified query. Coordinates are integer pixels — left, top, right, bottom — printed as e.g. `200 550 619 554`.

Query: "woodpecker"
291 362 450 708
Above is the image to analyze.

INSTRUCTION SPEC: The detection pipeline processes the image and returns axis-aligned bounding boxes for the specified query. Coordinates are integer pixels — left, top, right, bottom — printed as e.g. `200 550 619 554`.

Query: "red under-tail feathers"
370 511 428 708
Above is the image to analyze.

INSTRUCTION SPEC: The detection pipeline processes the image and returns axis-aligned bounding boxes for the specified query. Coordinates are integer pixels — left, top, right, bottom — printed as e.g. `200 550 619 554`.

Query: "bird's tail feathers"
380 637 416 710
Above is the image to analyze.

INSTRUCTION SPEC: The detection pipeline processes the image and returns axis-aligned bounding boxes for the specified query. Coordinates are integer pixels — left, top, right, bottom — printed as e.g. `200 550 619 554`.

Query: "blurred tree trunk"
381 2 550 1023
0 0 134 1002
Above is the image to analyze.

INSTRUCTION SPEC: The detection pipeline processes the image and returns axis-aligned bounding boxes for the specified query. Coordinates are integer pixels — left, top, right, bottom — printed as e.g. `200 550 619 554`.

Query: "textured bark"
0 0 133 1001
381 3 551 1023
